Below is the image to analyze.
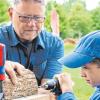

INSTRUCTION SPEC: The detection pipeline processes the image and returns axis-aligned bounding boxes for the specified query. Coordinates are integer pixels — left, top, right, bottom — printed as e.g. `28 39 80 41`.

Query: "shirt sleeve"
57 92 76 100
43 39 64 78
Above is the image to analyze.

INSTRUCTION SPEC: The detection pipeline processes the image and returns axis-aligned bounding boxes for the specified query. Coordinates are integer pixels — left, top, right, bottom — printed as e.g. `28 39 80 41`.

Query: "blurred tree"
0 0 100 39
45 1 70 39
91 6 100 30
0 0 9 23
45 1 92 39
66 1 93 38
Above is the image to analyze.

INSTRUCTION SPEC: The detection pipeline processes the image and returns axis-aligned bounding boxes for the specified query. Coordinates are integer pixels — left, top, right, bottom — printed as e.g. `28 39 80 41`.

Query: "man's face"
81 63 100 87
8 2 45 42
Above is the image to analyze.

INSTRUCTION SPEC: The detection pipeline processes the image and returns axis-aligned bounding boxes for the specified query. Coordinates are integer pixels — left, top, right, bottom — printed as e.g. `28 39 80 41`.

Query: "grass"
63 43 94 100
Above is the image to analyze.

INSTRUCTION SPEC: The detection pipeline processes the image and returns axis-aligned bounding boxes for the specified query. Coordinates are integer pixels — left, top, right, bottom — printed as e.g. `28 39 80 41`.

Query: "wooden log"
2 69 38 100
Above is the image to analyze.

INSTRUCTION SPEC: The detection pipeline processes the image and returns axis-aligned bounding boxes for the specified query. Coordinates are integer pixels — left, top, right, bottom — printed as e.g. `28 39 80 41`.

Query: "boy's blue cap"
59 31 100 68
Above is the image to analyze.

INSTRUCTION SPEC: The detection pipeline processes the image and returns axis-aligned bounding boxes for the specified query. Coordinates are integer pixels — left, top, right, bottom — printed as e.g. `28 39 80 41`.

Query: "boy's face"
81 62 100 87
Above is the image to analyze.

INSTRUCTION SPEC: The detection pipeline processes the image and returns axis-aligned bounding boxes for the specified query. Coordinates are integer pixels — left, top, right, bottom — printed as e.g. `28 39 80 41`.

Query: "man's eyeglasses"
15 10 45 23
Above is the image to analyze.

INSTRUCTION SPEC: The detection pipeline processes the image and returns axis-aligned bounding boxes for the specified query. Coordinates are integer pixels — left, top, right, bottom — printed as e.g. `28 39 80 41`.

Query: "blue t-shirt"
57 92 76 100
0 22 64 84
57 87 100 100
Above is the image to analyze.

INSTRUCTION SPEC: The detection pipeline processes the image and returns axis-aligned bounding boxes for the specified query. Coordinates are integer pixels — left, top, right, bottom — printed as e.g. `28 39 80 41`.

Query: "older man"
0 0 64 85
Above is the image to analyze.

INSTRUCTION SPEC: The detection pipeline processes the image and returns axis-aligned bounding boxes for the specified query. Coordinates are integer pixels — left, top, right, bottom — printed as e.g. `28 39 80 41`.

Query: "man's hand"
38 88 57 100
41 79 49 85
54 73 74 93
4 60 25 85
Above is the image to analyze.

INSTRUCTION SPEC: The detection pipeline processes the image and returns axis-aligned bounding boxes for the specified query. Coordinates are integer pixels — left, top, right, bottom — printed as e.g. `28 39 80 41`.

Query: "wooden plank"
14 94 50 100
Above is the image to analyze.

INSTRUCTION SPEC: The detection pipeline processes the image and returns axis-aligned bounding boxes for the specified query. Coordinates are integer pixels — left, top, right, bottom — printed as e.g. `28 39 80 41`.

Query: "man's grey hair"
7 0 45 7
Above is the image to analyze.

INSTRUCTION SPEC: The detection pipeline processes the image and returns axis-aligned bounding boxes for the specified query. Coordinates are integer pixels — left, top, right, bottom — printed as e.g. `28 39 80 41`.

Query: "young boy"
57 30 100 100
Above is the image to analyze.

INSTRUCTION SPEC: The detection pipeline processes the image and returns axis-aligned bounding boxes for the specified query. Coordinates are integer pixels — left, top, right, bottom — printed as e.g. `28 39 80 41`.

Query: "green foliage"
66 2 93 38
91 6 100 30
0 0 100 39
0 0 9 23
45 0 100 39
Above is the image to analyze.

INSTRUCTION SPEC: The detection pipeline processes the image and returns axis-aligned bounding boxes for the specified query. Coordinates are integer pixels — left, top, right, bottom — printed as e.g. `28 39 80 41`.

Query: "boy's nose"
80 69 86 77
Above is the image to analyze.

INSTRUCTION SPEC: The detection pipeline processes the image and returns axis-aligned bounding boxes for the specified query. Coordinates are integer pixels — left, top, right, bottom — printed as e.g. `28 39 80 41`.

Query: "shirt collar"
97 86 100 89
8 23 20 46
35 30 45 51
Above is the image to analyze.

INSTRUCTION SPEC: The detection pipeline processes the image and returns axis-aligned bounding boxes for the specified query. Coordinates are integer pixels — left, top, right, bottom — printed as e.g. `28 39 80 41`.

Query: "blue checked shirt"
0 22 64 84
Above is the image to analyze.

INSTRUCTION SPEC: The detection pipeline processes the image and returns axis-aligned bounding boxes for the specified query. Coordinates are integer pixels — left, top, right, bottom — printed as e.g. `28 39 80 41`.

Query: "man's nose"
28 19 37 27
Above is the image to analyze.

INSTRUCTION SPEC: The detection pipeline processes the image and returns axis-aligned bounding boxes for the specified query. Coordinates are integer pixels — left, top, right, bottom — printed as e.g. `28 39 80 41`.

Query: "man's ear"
8 8 13 19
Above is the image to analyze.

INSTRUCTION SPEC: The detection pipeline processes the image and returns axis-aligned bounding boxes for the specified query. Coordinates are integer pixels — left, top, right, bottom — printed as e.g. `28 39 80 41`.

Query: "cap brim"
59 52 95 68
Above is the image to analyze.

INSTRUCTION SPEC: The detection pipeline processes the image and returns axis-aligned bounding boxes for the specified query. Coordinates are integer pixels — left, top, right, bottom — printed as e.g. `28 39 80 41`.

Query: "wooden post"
3 69 38 100
2 69 55 100
51 9 60 37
